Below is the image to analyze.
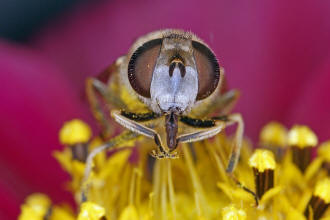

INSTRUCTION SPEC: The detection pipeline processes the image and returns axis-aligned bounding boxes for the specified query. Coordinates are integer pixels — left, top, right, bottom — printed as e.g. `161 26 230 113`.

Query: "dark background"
0 0 87 41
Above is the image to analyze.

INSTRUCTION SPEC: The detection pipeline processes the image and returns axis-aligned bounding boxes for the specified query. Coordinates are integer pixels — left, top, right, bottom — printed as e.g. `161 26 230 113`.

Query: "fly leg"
112 110 178 159
86 65 126 138
179 113 243 172
81 130 139 202
191 89 240 117
214 113 244 173
179 113 257 204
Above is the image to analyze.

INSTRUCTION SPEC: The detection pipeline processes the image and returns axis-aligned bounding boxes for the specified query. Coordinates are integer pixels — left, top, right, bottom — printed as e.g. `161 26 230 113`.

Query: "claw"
150 150 179 159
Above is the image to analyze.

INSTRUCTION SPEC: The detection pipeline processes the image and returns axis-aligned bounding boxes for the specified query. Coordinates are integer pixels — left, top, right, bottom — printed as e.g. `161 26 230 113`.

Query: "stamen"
160 160 168 220
128 168 138 206
78 202 107 220
260 122 287 147
167 160 177 219
206 141 229 183
288 125 318 172
183 144 208 218
135 165 143 208
18 194 52 220
59 119 92 162
318 141 330 175
304 178 330 219
259 122 287 161
59 119 92 146
71 143 89 162
249 150 276 199
152 160 161 217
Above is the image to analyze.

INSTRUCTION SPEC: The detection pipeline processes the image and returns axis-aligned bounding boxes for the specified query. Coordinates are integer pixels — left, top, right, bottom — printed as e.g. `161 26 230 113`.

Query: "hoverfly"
83 29 243 185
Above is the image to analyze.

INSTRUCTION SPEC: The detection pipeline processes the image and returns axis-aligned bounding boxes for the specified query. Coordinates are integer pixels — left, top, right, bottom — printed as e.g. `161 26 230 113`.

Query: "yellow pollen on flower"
314 178 330 203
59 119 92 145
259 121 287 147
222 205 247 220
77 202 106 220
288 125 318 148
249 149 276 172
318 141 330 162
18 193 51 220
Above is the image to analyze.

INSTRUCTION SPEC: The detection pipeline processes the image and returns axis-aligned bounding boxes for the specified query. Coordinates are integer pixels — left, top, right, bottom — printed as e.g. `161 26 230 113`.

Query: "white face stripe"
150 64 198 113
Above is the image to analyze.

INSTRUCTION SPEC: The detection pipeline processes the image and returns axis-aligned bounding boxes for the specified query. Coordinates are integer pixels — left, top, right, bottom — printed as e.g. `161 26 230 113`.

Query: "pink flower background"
1 1 330 219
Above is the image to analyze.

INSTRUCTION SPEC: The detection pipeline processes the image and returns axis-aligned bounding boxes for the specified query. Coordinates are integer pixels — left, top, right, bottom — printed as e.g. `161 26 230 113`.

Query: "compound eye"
192 41 220 100
128 39 162 98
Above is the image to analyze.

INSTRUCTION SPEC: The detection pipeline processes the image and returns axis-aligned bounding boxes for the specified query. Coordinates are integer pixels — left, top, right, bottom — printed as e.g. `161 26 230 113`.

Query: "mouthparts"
165 111 179 150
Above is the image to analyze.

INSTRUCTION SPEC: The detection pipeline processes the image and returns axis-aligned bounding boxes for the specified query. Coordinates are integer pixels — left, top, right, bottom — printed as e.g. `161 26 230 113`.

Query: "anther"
288 125 318 172
222 205 247 220
59 119 92 162
304 178 330 219
249 149 276 200
18 193 52 220
317 141 330 175
259 122 288 161
78 202 107 220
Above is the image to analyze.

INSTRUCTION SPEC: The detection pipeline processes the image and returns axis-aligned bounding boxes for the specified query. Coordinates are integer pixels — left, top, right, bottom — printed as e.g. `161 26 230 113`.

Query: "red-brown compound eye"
128 39 162 98
192 41 220 100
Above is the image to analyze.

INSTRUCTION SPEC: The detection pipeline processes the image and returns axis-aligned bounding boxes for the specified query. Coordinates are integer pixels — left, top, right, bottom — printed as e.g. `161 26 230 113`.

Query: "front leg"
177 116 226 145
178 114 257 203
179 113 243 173
190 89 240 118
111 110 178 159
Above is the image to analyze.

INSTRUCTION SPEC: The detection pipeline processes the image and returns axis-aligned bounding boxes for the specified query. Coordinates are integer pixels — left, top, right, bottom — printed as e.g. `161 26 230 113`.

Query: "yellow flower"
18 193 51 220
77 202 106 220
18 193 75 220
222 205 247 220
19 120 330 219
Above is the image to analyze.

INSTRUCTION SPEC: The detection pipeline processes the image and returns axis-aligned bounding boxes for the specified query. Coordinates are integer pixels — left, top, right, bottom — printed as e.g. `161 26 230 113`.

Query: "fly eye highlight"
128 39 162 98
192 41 220 100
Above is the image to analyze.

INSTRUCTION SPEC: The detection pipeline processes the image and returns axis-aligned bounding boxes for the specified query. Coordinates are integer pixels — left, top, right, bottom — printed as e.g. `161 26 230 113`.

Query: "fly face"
127 30 221 115
86 29 243 183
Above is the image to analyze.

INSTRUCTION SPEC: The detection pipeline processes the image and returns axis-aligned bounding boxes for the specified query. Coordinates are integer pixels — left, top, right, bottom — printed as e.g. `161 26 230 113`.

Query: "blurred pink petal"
0 41 93 218
286 57 330 142
32 0 330 140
